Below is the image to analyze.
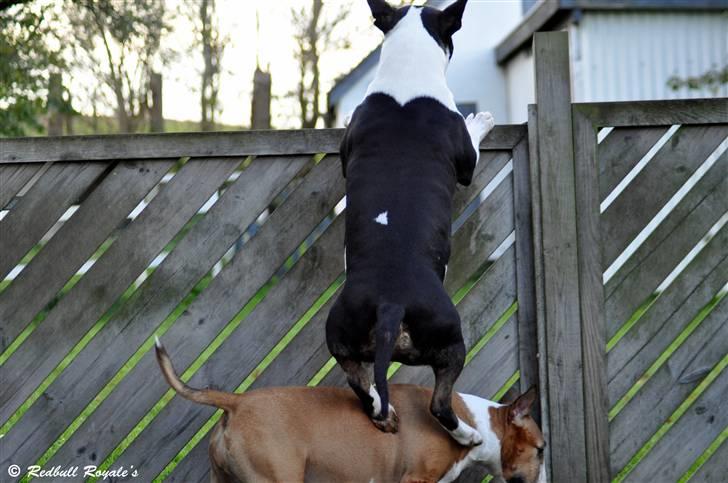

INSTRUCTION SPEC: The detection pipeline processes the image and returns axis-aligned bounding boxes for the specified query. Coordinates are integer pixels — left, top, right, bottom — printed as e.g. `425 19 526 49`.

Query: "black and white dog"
325 0 494 447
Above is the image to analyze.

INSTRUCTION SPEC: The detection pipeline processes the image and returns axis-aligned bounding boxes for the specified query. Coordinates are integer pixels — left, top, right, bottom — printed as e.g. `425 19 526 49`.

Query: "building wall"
505 11 728 123
572 11 728 103
332 0 523 127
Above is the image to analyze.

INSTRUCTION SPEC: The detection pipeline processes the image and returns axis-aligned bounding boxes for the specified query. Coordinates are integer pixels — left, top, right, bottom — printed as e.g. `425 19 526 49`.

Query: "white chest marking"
365 8 457 112
368 385 382 417
438 394 504 482
374 211 389 225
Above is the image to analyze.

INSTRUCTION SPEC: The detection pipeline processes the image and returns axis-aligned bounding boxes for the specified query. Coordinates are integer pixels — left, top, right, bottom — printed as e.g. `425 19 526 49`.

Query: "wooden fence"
530 33 727 483
1 32 726 482
0 116 533 481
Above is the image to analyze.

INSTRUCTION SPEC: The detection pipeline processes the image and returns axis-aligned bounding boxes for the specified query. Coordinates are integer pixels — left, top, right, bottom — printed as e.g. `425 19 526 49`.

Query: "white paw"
466 111 495 141
449 421 483 447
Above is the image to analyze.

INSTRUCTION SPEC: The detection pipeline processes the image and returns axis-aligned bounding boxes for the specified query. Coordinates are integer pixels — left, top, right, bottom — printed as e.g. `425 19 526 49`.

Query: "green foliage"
667 66 728 95
0 2 60 136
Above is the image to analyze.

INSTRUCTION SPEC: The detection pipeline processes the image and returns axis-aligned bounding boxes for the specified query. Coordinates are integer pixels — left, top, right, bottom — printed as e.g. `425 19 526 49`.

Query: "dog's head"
491 387 546 483
367 0 468 59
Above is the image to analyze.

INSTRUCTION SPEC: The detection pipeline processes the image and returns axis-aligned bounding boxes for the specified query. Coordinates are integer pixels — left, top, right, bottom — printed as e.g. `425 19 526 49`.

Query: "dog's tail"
155 336 237 413
373 303 405 419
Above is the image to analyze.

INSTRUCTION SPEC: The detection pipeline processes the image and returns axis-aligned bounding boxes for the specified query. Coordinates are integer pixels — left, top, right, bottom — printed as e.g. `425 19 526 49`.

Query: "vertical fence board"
532 31 588 482
512 136 540 400
573 107 611 482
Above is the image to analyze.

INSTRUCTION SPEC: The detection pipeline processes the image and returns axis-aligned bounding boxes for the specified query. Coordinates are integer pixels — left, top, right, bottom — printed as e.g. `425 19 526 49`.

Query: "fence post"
530 31 589 482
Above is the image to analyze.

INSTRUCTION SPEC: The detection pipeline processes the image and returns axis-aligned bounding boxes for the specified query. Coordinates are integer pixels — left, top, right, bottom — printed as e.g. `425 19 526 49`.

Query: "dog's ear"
509 386 537 425
367 0 397 33
439 0 468 37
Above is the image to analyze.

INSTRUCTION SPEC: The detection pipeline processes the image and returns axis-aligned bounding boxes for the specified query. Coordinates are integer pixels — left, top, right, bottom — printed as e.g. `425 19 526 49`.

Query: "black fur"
326 93 476 429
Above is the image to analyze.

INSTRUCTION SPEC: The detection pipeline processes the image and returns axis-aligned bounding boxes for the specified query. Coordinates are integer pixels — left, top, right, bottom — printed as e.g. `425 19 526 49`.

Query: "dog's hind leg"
430 342 483 447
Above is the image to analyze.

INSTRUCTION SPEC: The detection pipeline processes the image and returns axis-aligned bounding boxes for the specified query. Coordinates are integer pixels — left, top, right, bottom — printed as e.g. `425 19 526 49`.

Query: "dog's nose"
507 477 525 483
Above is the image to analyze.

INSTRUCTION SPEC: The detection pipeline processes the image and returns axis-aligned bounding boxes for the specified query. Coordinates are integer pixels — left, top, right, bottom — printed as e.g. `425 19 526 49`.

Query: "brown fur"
155 340 543 483
206 385 474 483
489 389 545 483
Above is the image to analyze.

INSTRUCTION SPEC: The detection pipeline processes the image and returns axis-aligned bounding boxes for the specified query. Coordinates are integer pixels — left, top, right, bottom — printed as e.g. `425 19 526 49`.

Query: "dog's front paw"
372 405 399 433
466 111 495 141
449 422 483 447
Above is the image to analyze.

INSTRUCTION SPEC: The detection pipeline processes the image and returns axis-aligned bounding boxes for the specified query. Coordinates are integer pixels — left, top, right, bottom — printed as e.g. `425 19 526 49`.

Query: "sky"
160 0 390 128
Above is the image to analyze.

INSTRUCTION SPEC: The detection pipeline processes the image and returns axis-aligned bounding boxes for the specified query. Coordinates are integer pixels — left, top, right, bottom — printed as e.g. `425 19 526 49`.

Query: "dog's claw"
372 407 399 433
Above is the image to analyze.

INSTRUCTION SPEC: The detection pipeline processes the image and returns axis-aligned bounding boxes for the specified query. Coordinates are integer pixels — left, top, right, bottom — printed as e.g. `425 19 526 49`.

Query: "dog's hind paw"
372 405 399 433
449 421 483 447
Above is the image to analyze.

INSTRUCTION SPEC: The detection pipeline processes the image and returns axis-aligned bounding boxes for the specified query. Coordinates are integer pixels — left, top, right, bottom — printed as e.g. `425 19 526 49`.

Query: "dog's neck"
440 394 504 482
365 7 457 112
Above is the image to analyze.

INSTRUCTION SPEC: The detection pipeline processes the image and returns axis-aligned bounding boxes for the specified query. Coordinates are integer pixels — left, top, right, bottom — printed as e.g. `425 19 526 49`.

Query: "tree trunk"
47 73 63 136
149 71 164 132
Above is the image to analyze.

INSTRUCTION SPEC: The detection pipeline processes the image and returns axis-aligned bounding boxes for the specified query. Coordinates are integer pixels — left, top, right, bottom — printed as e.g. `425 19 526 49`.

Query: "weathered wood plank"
532 31 588 482
528 104 552 481
691 436 728 483
0 162 106 279
512 136 539 397
445 172 514 296
608 234 728 405
601 124 728 269
0 126 526 163
456 316 519 397
0 160 174 352
606 158 728 335
598 126 669 200
0 156 311 469
624 362 728 482
610 296 727 475
574 99 728 127
388 246 517 388
572 107 610 481
169 291 343 483
452 150 511 219
110 216 346 479
0 158 239 423
0 163 42 209
45 157 345 470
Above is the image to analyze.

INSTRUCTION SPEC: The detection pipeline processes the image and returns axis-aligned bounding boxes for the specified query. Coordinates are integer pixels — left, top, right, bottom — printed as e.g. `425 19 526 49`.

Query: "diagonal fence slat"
601 125 728 269
456 316 518 397
0 156 309 470
0 158 239 423
605 157 727 333
445 173 514 295
691 436 728 483
0 162 107 279
452 151 510 217
610 297 727 474
390 245 517 387
598 126 669 201
168 290 343 483
608 230 728 400
624 363 728 482
112 215 345 479
0 163 43 209
606 153 727 303
0 160 174 352
45 156 346 471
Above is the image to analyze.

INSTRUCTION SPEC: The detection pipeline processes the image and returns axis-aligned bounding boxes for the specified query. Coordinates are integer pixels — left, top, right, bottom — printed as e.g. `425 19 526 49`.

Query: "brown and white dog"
156 338 546 483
